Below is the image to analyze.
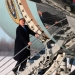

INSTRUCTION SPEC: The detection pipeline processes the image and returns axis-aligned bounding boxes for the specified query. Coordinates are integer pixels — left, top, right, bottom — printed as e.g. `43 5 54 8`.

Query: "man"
38 11 59 35
38 11 58 28
13 18 39 75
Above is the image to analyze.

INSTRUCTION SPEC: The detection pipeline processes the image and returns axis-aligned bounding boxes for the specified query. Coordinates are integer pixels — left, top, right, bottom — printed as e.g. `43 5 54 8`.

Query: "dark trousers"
13 57 27 73
69 70 75 75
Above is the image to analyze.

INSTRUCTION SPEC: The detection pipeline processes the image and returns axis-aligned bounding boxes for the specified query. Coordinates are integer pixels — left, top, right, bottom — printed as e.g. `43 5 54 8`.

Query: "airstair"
1 0 75 75
0 15 75 75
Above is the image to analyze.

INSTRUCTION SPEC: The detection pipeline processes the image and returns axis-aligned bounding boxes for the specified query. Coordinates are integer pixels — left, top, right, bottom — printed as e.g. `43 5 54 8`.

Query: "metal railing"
0 17 73 75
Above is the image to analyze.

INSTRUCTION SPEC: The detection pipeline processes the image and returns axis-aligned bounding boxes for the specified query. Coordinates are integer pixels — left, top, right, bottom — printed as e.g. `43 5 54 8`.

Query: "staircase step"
52 39 64 54
44 53 65 75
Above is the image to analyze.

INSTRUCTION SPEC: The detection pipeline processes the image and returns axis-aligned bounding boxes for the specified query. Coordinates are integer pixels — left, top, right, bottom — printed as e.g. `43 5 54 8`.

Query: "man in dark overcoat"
13 18 39 75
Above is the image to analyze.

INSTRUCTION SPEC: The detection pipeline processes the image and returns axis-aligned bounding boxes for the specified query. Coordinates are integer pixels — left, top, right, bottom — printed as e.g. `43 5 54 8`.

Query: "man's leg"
13 61 20 74
19 58 27 71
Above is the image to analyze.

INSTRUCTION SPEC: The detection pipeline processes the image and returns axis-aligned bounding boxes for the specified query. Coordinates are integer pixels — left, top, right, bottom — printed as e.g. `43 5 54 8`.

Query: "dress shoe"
19 68 25 72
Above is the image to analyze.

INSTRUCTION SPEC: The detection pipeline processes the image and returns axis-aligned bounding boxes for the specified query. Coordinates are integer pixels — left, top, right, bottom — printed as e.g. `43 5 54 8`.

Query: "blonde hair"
19 18 26 23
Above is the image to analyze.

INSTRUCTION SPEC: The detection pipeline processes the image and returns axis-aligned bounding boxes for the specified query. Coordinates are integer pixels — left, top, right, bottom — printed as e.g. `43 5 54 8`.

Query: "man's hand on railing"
35 34 39 38
55 21 59 24
28 42 32 46
45 25 49 29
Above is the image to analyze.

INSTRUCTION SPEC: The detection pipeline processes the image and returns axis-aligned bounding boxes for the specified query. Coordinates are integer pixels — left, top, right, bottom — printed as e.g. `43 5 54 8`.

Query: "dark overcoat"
40 12 61 25
14 25 35 61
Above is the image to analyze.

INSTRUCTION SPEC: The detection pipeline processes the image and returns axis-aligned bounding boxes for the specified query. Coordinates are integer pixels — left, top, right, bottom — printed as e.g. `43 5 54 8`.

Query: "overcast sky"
0 27 14 42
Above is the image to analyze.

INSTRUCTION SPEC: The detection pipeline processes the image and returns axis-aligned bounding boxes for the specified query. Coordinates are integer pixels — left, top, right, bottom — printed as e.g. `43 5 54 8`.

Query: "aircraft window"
19 3 22 5
25 15 27 18
22 9 24 12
